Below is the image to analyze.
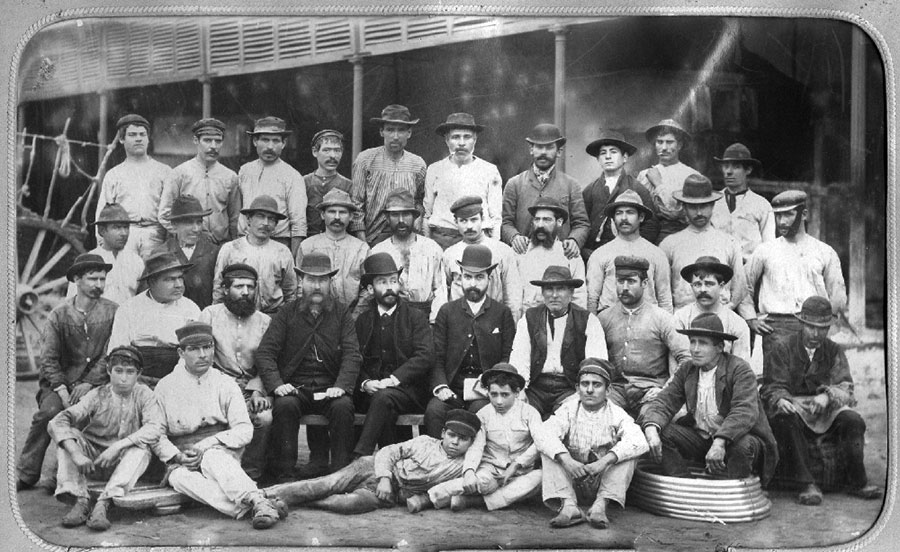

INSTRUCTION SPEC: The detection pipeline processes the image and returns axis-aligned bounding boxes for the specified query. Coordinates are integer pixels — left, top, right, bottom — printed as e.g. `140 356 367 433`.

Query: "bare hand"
810 393 830 415
776 398 799 416
69 383 94 405
181 449 203 471
324 387 345 399
55 386 72 408
646 166 662 188
559 454 589 480
562 238 580 259
585 457 612 477
436 388 455 402
374 477 394 502
705 440 727 474
363 380 381 395
380 377 399 388
511 235 530 254
274 384 295 397
71 451 95 475
748 319 773 335
462 470 479 494
644 426 663 464
93 444 124 470
248 393 271 413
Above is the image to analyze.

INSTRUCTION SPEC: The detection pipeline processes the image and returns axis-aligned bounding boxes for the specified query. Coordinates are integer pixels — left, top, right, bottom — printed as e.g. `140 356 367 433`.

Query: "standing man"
424 113 502 248
636 119 700 244
16 253 118 492
501 123 589 259
659 174 747 311
585 190 671 314
581 130 658 259
213 195 297 314
159 118 241 245
96 114 172 259
152 194 219 310
238 116 307 257
351 104 427 246
710 143 774 264
304 130 353 237
740 190 847 357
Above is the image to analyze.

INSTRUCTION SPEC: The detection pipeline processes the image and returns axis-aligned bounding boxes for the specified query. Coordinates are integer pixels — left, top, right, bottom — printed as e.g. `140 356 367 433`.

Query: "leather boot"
86 498 112 531
62 498 92 527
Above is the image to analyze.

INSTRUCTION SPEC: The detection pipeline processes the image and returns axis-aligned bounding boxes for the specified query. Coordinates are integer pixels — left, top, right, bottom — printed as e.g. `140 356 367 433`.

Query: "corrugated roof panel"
363 19 404 46
242 21 275 64
209 20 242 69
314 19 351 54
277 20 312 60
174 23 202 72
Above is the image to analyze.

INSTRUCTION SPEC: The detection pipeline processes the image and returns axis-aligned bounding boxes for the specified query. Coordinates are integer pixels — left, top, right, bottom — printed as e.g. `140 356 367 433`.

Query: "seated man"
262 409 480 514
154 322 286 530
540 358 649 529
509 266 607 418
48 346 163 531
638 314 779 483
760 296 883 505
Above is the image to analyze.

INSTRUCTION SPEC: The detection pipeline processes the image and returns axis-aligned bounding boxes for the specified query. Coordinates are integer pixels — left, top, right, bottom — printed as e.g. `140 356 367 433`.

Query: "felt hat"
456 244 497 274
578 357 614 383
529 265 584 288
444 409 482 439
241 195 288 220
771 190 808 213
435 112 486 135
645 118 691 143
672 174 723 204
381 189 419 218
311 129 344 149
450 196 483 219
108 345 144 369
481 362 526 391
139 252 194 281
221 263 258 281
169 194 212 221
176 321 214 347
295 252 339 278
90 203 137 227
361 252 403 286
191 118 226 137
370 104 419 126
680 255 734 284
317 188 358 212
604 189 654 219
115 114 150 130
713 143 760 168
585 129 637 157
525 123 566 146
246 116 292 136
794 296 837 327
676 312 738 341
614 255 650 274
527 196 569 223
66 253 113 282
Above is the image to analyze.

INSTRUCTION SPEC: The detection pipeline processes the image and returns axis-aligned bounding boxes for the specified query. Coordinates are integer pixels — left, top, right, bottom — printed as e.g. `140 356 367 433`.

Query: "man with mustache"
304 130 353 237
238 117 307 258
514 197 587 311
673 256 751 362
585 190 672 315
501 124 590 260
423 113 503 249
659 174 747 311
636 119 701 244
213 195 297 314
199 263 273 482
598 256 690 418
351 105 427 246
739 190 847 359
16 254 119 492
352 253 431 458
159 118 241 245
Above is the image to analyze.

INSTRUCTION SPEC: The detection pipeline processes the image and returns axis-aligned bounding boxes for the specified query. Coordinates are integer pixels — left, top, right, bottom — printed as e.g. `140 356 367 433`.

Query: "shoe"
450 494 483 512
86 499 112 531
847 485 883 500
15 479 34 492
268 496 288 519
406 494 432 514
62 498 93 527
798 483 823 506
586 503 609 529
251 499 281 530
550 503 586 528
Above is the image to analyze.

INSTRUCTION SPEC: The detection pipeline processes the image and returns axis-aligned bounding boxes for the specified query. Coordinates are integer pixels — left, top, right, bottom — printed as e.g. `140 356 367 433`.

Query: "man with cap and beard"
199 263 273 481
238 116 308 257
159 117 241 245
95 114 173 259
16 253 119 492
304 130 353 237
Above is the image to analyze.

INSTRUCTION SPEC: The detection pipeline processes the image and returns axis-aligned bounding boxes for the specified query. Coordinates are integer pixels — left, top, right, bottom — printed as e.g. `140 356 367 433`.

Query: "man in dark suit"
638 313 778 484
353 253 432 457
152 194 220 309
424 244 516 438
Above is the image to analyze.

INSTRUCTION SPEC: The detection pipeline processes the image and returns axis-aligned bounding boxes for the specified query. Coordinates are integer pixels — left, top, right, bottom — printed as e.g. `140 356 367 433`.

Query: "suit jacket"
431 296 516 391
501 168 590 247
638 353 779 485
154 234 220 310
355 300 432 404
582 172 659 250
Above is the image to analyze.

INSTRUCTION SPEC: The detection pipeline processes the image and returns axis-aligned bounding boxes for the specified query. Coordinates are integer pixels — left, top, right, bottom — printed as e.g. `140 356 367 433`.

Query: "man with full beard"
514 197 587 311
199 263 273 481
739 190 847 357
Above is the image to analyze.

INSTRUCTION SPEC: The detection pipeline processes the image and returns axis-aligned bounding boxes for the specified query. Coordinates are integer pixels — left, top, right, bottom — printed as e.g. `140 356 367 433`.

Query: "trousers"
270 393 355 476
18 384 64 485
540 452 636 510
168 447 259 519
659 422 762 479
55 430 151 500
429 463 542 511
264 456 392 514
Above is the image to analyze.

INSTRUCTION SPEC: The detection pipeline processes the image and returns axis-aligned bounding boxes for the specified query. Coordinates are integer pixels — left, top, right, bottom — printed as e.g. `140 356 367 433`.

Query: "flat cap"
578 357 614 383
771 190 808 212
116 114 150 130
614 255 650 273
444 409 481 439
221 262 258 281
191 118 226 137
175 321 214 347
108 345 144 368
450 195 484 219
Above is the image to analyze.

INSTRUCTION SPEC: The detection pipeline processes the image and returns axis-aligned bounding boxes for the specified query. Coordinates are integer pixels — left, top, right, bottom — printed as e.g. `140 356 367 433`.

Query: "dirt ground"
7 345 889 551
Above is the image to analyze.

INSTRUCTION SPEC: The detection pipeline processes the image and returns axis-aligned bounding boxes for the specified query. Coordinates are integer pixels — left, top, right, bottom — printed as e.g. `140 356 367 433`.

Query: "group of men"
17 107 881 532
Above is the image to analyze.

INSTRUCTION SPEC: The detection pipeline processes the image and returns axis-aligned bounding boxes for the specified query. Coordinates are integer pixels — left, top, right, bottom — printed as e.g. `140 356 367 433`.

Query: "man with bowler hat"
304 130 353 237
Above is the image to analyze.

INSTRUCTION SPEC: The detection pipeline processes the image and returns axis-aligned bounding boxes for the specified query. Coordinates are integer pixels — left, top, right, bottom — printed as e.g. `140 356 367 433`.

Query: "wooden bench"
300 413 425 437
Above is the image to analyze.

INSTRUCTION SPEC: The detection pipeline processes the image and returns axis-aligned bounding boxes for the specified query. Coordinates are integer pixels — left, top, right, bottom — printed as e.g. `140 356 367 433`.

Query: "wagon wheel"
16 208 87 380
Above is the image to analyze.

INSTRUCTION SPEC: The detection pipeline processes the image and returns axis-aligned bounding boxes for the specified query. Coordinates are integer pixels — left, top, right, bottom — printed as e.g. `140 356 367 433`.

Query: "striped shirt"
351 147 426 243
544 399 649 464
159 157 242 244
238 158 308 239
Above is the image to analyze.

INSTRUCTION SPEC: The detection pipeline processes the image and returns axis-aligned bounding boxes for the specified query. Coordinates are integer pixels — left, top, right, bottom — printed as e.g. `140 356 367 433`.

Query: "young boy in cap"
263 409 481 514
48 346 164 531
304 130 353 237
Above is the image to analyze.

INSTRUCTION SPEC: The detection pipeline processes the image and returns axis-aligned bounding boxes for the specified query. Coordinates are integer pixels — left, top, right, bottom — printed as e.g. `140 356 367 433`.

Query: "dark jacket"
581 172 659 252
524 304 589 384
431 296 516 391
255 298 362 394
355 300 432 404
638 352 779 485
154 234 220 310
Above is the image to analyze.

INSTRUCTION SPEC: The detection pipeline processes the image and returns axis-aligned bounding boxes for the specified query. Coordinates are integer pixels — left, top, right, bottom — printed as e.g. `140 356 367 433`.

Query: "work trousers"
429 463 542 511
18 384 64 485
168 447 259 519
659 423 763 479
243 406 273 481
540 452 636 511
759 314 803 369
265 456 390 514
270 393 355 477
607 382 660 420
353 388 420 457
525 374 576 419
55 431 151 501
423 396 489 439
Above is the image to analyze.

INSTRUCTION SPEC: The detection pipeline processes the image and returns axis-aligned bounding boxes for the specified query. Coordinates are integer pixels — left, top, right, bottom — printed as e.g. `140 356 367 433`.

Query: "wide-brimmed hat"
457 244 497 274
530 265 584 288
794 296 837 327
221 262 258 281
66 253 113 282
527 196 569 223
371 104 419 126
361 252 403 286
525 123 566 146
295 252 339 278
246 116 292 136
90 203 137 227
435 112 486 135
604 189 654 219
676 312 737 341
116 114 150 130
614 255 650 274
139 252 194 281
108 345 145 368
713 143 760 168
450 196 483 219
771 190 808 213
672 174 722 204
176 321 214 347
169 194 212 221
578 357 614 383
481 362 526 390
311 129 344 149
241 195 287 220
585 129 637 157
317 188 358 212
680 255 734 284
444 409 482 439
645 118 691 144
191 118 226 137
381 189 419 218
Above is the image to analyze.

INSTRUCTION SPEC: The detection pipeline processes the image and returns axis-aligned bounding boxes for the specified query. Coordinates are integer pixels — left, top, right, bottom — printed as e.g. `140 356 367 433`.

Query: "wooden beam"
848 27 867 328
551 25 568 172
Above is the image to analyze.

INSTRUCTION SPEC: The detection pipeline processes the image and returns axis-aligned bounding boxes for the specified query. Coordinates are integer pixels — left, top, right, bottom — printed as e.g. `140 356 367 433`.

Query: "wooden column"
848 27 867 328
551 25 568 172
97 89 109 166
200 76 212 119
349 55 365 161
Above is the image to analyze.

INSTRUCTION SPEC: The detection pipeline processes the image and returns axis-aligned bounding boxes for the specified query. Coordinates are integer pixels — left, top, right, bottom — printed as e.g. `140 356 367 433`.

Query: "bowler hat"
604 189 654 219
529 265 584 288
676 312 737 341
176 321 214 347
680 255 734 284
444 409 481 439
169 194 212 221
246 116 292 136
381 189 419 218
66 253 113 282
116 114 150 130
771 190 808 213
139 252 194 281
241 195 288 220
713 143 760 168
527 196 569 223
361 252 403 286
481 362 526 391
295 252 339 278
525 123 566 146
90 203 137 227
108 345 144 369
585 129 637 157
672 174 722 204
191 118 226 137
370 104 419 126
794 296 837 327
317 188 358 212
311 129 344 149
435 112 486 135
221 262 258 281
578 357 614 383
450 196 483 219
645 118 691 144
614 255 650 274
456 244 497 274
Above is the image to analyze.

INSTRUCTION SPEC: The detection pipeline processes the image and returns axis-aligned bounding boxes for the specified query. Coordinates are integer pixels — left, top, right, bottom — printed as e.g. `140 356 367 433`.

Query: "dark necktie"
725 190 747 212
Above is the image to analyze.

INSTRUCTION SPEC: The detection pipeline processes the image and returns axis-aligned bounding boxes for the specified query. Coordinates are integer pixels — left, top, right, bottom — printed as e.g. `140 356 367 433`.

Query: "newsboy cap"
176 321 214 347
771 190 808 213
614 255 650 274
115 114 150 130
191 118 226 137
444 409 481 439
450 196 484 219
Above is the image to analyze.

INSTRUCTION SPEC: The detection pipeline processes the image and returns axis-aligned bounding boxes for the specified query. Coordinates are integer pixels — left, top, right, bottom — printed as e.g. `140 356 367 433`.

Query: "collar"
466 296 487 315
378 304 398 317
724 188 749 196
532 164 555 181
618 299 645 315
